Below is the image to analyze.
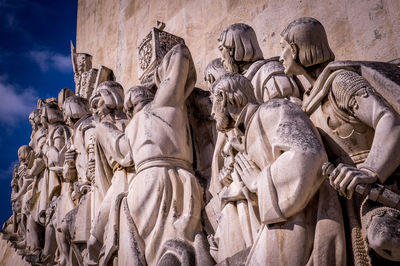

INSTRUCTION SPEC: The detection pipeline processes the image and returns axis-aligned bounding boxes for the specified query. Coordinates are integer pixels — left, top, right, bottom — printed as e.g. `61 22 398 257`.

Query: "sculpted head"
63 95 91 127
89 81 124 121
29 109 41 131
218 23 263 73
124 84 155 119
76 53 92 74
58 88 74 112
279 17 335 76
210 73 256 132
18 145 32 165
204 58 227 90
40 99 64 128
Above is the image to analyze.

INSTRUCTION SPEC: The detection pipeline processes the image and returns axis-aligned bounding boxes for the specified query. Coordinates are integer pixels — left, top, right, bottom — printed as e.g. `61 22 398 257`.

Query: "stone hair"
218 23 264 62
124 84 155 110
204 58 227 85
63 95 91 119
17 145 32 161
90 81 124 110
280 17 335 67
212 72 256 107
42 102 64 124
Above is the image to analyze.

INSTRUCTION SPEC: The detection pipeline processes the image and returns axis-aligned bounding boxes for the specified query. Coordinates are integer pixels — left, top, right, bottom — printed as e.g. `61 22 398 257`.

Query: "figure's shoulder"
249 57 284 78
169 43 190 58
258 99 308 127
80 116 95 131
260 98 303 114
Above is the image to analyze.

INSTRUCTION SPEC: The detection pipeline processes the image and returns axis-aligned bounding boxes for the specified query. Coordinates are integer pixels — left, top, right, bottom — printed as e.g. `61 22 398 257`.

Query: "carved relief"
2 17 400 266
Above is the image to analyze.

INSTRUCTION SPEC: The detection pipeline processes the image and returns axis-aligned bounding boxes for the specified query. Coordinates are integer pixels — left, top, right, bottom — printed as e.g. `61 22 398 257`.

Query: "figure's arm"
95 121 133 167
329 71 400 198
252 61 300 103
153 44 196 108
27 156 46 177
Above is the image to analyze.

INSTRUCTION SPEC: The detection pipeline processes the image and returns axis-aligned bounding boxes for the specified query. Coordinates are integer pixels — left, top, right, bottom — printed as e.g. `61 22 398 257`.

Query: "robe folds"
240 100 346 266
96 44 213 265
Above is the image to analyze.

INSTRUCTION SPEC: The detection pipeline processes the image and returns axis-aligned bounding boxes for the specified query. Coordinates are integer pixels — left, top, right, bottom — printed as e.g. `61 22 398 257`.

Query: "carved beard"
214 103 233 133
223 55 239 73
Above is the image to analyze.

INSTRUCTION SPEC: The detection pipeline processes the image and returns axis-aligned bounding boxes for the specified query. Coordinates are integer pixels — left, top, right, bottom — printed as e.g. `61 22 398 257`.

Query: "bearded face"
218 44 239 73
211 91 234 133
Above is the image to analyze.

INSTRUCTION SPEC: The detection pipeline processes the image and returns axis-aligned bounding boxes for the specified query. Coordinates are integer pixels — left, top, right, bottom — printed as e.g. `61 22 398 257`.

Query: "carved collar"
234 102 259 135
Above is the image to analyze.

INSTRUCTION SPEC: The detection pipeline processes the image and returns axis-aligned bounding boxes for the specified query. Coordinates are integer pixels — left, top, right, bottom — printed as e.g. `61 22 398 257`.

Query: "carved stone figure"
73 53 98 100
203 59 260 262
218 23 301 104
86 84 154 264
279 17 400 263
85 81 130 265
59 95 95 265
40 99 72 265
4 146 34 246
88 43 213 266
210 73 346 265
71 42 115 102
14 107 48 259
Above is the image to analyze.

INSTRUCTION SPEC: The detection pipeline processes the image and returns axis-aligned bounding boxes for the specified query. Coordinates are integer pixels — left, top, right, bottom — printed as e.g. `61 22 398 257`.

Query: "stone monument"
1 1 400 266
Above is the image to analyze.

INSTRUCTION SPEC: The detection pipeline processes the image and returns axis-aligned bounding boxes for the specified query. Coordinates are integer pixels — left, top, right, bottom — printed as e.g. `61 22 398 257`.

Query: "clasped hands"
233 152 260 192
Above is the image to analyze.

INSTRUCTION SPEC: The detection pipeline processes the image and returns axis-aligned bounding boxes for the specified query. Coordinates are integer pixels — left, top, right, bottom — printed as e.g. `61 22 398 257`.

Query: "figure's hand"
219 167 233 186
329 163 378 199
234 152 260 192
64 149 76 168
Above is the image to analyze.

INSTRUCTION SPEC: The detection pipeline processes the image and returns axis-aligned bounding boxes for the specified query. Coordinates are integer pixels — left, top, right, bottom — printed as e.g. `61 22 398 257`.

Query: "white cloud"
28 50 72 73
51 53 72 72
0 160 18 180
0 75 37 126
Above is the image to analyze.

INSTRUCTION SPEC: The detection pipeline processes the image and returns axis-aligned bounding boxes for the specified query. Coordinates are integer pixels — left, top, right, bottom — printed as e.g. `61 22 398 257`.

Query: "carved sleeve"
332 70 400 183
256 101 327 223
263 74 300 102
95 121 133 167
153 44 195 107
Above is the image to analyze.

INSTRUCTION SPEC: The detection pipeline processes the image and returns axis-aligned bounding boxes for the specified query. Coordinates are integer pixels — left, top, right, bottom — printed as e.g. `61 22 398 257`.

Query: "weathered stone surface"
76 0 400 90
0 238 29 266
3 1 400 265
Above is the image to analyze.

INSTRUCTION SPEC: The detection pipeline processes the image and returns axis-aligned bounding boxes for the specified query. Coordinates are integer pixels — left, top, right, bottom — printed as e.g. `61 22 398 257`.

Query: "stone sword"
322 162 400 211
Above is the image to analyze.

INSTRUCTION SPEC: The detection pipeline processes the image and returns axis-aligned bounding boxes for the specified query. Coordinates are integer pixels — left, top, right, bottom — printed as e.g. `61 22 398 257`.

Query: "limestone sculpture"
2 17 400 266
86 81 131 265
60 95 95 265
71 42 114 101
209 73 346 265
279 17 400 264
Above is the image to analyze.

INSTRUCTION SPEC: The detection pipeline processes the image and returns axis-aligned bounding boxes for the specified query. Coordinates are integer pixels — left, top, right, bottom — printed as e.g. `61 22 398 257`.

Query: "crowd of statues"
2 17 400 266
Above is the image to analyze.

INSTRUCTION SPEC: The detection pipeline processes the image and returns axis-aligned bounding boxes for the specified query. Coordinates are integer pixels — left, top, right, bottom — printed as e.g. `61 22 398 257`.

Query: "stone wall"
76 0 400 90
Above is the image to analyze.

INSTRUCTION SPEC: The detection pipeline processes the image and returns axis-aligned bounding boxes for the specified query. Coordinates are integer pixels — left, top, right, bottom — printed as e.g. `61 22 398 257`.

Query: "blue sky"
0 0 77 224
